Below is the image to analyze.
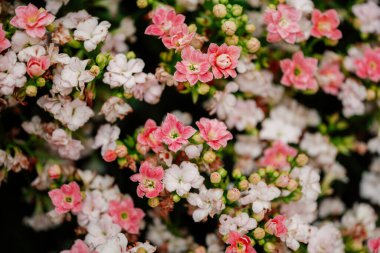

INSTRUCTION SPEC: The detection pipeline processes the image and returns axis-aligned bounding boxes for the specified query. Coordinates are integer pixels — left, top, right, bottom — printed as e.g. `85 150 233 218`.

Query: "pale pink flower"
26 56 50 77
145 7 185 38
137 119 163 153
311 9 342 40
155 113 196 152
10 4 55 38
317 62 344 95
265 215 288 237
368 237 380 253
260 141 297 169
48 182 83 214
352 1 380 35
130 161 164 198
0 24 11 53
162 25 195 51
263 4 304 44
100 96 132 123
355 47 380 82
174 46 213 86
280 51 318 90
61 240 93 253
207 43 241 79
196 118 232 150
108 198 145 234
225 231 256 253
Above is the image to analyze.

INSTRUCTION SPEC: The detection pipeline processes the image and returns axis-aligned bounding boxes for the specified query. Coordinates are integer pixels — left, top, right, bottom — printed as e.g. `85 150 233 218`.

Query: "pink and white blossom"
196 118 233 150
207 43 241 79
311 9 342 40
48 181 83 214
130 162 164 198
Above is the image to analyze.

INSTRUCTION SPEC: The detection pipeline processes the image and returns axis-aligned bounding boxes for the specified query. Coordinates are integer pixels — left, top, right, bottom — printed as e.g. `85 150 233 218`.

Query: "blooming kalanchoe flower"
219 213 257 236
265 215 288 237
207 43 241 79
354 47 380 82
26 56 50 77
225 231 256 253
163 161 204 196
145 7 185 38
100 97 133 123
263 4 304 44
162 25 194 51
48 182 83 214
155 113 196 152
85 214 122 249
130 162 164 198
74 18 111 52
311 9 342 40
280 51 318 90
240 182 281 213
196 118 232 150
174 46 213 86
108 197 145 234
10 4 55 38
0 51 27 96
137 119 163 153
317 61 344 95
0 24 11 53
352 1 380 35
260 141 297 169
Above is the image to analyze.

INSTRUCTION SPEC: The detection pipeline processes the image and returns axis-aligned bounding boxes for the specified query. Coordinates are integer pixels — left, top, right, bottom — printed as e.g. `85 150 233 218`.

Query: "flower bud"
136 247 147 253
103 150 117 162
36 77 46 87
191 132 204 143
96 53 108 68
227 188 241 202
222 20 237 36
287 179 298 191
136 0 148 8
232 168 242 179
115 144 128 158
185 145 202 159
210 172 222 184
194 246 206 253
173 194 181 203
264 242 276 253
245 23 256 33
26 85 37 97
275 174 289 188
198 83 210 95
253 211 265 222
148 197 160 208
203 150 216 163
218 168 228 178
249 173 261 184
246 37 261 53
225 35 239 45
253 227 265 240
90 65 100 77
231 4 243 16
238 179 249 191
367 89 376 100
126 51 136 59
296 153 309 167
48 165 62 179
213 4 227 18
188 24 197 33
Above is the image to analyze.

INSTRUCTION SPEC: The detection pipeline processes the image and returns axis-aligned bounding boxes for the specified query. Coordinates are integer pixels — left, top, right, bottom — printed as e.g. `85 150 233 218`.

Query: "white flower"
58 98 94 131
239 182 281 213
219 213 257 236
291 166 321 201
77 190 108 227
56 10 91 29
368 135 380 154
319 198 345 218
286 0 314 13
281 215 312 251
101 33 128 55
0 51 26 96
300 132 337 165
92 124 120 156
126 73 164 104
352 1 380 34
100 96 133 123
205 82 238 120
226 99 264 130
206 234 224 253
164 161 204 196
360 170 380 206
260 118 301 144
95 232 128 253
45 0 70 14
49 128 84 160
52 57 95 95
307 223 344 253
74 18 111 52
11 31 44 52
85 214 122 249
184 144 203 159
127 242 156 253
187 185 225 222
281 199 318 223
103 54 147 90
338 78 366 118
341 203 377 237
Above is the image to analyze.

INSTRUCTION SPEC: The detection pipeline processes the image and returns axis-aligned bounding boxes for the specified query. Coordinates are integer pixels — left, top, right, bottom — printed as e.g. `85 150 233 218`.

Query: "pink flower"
145 7 185 38
108 198 145 234
311 9 342 40
317 62 344 95
207 43 241 79
26 56 50 77
137 119 163 153
162 25 195 51
10 4 55 38
225 231 256 253
260 141 297 169
48 182 83 214
280 51 318 90
196 118 233 150
355 47 380 82
265 215 288 237
61 240 94 253
368 237 380 253
155 113 196 152
103 149 117 162
263 4 304 44
0 24 11 53
174 46 213 86
130 161 164 198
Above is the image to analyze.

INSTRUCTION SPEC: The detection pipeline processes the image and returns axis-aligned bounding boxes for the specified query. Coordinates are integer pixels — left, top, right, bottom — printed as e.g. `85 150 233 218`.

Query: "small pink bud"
103 150 117 162
48 165 61 179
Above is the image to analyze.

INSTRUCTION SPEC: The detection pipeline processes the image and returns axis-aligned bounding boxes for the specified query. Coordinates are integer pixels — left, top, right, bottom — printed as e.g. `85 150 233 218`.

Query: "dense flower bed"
0 0 380 252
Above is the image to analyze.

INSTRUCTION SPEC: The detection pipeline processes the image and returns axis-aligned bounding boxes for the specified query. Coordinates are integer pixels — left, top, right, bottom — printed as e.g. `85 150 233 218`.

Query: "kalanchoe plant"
0 0 380 253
